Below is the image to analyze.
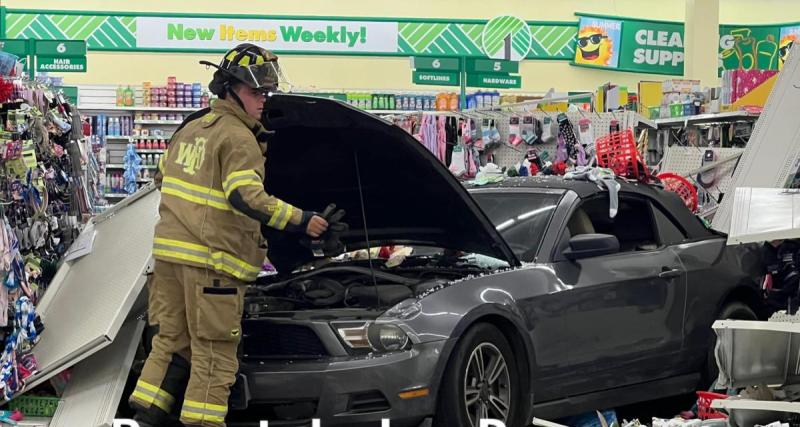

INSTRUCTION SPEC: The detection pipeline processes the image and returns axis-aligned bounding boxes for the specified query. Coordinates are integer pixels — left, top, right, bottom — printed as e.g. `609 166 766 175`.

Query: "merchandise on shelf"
142 78 208 109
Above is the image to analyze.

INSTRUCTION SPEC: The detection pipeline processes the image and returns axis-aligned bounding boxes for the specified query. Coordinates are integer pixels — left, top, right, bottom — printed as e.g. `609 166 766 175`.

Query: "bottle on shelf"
124 86 135 107
116 86 124 107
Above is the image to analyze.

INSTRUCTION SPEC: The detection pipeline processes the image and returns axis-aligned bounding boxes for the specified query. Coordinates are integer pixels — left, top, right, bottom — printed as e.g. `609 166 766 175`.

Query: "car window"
651 204 688 246
564 195 659 255
471 192 561 262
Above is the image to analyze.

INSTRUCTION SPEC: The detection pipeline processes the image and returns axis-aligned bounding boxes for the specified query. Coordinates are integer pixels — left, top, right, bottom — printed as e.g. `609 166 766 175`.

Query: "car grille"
242 323 329 359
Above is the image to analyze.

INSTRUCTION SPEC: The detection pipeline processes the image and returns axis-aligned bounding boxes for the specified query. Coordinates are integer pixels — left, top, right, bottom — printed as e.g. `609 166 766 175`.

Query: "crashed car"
209 95 767 427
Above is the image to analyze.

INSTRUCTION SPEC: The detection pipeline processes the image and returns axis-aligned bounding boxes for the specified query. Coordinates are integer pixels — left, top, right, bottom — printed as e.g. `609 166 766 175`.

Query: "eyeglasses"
578 34 608 48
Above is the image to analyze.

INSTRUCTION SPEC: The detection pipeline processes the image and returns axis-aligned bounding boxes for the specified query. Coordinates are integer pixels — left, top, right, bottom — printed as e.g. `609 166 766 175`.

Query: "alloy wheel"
463 342 511 426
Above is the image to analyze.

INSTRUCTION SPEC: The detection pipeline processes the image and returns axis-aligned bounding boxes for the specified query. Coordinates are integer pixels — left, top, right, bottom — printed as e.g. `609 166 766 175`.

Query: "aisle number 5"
493 61 502 71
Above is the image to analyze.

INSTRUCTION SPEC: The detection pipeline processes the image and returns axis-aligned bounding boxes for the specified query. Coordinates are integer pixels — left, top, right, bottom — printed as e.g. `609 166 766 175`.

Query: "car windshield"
471 191 562 261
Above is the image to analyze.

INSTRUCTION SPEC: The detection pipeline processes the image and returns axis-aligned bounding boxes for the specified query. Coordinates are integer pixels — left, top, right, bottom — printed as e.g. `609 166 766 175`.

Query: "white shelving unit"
654 111 760 128
78 85 191 205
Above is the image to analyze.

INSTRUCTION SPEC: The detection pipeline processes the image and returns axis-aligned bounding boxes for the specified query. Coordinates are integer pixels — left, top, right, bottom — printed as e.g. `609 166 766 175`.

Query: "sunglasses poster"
574 17 622 68
779 26 799 69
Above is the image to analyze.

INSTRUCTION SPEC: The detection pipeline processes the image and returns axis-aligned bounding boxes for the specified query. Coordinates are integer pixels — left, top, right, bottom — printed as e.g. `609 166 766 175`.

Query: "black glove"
305 204 349 258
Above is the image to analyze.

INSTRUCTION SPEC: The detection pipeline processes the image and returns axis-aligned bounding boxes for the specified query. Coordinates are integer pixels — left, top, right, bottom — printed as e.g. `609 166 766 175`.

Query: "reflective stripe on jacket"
153 98 302 281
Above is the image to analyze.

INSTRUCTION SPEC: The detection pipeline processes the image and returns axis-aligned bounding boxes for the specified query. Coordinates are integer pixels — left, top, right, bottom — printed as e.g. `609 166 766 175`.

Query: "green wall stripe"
57 14 78 33
414 24 448 52
75 16 105 40
90 26 113 47
39 16 66 39
65 15 92 39
105 17 135 46
7 14 35 38
397 36 414 54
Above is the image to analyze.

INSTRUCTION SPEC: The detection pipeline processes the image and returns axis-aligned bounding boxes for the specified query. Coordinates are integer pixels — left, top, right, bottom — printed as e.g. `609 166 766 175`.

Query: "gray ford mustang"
223 95 765 427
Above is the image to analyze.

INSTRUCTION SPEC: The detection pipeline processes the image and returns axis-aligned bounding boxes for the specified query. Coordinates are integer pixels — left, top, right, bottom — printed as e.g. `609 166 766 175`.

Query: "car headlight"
368 323 409 352
333 322 411 352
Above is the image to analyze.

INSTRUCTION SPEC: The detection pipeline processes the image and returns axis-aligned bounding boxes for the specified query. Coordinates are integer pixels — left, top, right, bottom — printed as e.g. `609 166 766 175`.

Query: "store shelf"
136 149 165 154
132 136 172 140
103 193 129 199
654 111 760 127
79 105 199 112
711 398 800 413
134 120 183 125
105 136 133 140
106 164 158 170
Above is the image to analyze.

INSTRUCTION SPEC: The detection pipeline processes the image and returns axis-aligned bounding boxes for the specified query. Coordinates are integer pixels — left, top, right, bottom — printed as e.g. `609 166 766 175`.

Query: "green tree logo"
482 15 531 61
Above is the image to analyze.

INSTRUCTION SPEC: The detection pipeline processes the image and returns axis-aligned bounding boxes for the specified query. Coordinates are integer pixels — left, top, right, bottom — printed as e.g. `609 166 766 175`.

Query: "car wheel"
704 302 757 388
434 323 523 427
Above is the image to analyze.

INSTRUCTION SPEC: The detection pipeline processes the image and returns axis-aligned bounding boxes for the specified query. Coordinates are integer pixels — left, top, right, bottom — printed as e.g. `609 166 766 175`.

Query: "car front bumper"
230 339 452 427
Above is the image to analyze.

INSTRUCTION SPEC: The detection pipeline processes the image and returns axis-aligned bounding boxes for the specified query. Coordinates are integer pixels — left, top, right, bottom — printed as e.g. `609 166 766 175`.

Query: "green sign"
466 74 521 88
466 58 519 74
482 15 532 61
573 14 684 76
34 40 87 56
37 56 86 72
412 57 460 72
0 39 31 57
413 70 460 86
57 86 79 104
718 23 799 73
4 9 577 60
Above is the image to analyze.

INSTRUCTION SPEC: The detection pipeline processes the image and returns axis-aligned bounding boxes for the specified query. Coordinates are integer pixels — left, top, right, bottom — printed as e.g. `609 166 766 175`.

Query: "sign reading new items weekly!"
1 9 577 60
572 14 685 76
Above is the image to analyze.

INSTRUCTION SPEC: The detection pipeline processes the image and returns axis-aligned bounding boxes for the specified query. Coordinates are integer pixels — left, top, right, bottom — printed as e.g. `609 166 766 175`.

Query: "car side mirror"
563 233 620 260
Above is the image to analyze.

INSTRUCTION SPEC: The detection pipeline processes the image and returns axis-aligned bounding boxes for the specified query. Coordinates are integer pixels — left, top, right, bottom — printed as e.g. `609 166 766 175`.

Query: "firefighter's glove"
304 204 349 258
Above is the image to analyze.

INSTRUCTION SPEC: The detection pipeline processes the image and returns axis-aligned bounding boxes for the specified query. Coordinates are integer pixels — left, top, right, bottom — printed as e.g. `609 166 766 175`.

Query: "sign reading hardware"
573 14 684 75
37 56 86 72
412 71 460 86
467 74 522 89
412 57 461 72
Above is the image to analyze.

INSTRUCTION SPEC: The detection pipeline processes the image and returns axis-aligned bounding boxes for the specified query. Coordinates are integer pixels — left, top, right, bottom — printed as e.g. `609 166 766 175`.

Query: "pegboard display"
660 146 744 208
487 111 650 169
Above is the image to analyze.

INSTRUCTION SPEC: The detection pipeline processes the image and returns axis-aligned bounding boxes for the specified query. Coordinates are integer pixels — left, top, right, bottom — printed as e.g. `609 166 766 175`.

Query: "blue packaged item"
558 410 618 427
491 91 501 106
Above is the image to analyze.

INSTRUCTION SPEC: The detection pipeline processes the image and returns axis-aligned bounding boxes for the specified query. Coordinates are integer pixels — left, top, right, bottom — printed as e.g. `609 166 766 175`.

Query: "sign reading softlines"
137 17 398 53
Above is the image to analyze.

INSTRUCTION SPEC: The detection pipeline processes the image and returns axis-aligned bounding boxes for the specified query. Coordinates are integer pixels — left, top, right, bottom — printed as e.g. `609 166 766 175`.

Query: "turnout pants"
130 260 247 427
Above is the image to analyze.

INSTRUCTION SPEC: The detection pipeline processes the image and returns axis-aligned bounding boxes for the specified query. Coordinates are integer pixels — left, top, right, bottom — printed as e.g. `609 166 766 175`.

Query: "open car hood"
261 94 519 271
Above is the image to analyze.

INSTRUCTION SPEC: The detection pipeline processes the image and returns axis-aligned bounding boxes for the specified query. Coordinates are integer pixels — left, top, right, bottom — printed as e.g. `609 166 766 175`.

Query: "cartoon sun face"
576 26 613 66
780 35 797 69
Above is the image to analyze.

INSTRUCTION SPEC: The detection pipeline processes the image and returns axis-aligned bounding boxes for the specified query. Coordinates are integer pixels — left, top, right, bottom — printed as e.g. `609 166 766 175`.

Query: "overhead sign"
466 74 522 89
572 14 685 76
35 40 87 56
37 56 86 72
3 9 577 60
719 22 800 73
0 39 31 57
482 15 532 61
412 57 461 72
466 58 519 74
412 70 460 86
137 17 398 53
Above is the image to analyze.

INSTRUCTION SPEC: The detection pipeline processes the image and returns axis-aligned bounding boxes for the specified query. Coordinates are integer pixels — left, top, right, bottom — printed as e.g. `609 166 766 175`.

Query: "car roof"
466 176 714 239
466 176 650 198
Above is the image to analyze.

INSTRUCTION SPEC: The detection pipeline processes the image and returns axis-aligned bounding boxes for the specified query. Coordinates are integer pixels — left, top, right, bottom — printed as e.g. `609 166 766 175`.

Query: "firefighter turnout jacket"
152 97 307 282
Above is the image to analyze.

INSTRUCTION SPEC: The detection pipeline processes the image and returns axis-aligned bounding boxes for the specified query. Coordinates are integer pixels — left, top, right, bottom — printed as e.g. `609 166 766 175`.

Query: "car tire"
704 302 757 388
434 323 524 427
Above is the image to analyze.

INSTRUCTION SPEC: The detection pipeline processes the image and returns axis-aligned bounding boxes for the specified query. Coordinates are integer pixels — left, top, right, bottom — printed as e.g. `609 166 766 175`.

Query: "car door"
547 193 688 396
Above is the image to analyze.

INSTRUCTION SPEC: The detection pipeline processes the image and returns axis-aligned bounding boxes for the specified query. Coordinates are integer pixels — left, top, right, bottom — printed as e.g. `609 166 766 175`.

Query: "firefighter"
130 43 329 427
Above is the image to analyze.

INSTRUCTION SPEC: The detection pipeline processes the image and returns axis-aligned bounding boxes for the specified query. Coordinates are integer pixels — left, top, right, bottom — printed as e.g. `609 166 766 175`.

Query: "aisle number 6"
56 43 67 53
432 59 441 69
